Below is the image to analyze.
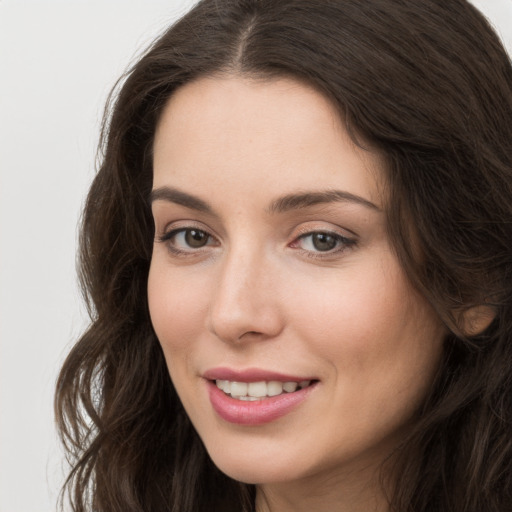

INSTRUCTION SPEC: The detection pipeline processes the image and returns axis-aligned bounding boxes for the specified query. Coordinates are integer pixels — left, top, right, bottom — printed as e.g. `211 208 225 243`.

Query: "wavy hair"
55 0 512 510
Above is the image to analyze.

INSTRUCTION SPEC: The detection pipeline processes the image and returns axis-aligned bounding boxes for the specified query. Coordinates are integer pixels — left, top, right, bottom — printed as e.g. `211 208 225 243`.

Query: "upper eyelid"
158 220 217 237
291 222 359 241
156 219 358 244
293 231 355 248
159 227 354 252
159 226 216 241
296 230 350 241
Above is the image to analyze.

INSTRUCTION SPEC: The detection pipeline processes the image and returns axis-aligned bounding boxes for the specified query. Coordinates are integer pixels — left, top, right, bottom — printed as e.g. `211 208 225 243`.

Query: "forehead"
159 75 340 130
153 76 384 209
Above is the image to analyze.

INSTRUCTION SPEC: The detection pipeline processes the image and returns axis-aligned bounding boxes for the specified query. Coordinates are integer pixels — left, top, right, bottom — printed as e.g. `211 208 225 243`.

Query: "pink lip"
203 367 318 426
203 367 316 383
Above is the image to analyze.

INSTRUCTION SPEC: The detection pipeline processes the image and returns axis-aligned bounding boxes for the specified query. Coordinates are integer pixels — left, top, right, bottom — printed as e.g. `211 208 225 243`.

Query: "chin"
203 439 313 485
207 436 332 485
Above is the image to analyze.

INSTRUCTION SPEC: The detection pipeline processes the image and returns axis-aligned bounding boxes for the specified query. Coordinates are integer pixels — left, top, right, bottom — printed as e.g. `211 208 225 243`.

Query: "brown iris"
311 233 338 251
185 229 209 248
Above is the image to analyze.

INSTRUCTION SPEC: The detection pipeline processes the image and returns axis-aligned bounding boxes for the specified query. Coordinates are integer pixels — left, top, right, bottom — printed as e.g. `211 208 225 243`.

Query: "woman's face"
148 77 445 491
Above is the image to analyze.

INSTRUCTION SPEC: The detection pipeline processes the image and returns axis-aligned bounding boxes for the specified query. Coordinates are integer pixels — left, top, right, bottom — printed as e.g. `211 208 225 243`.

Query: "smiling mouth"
214 379 315 401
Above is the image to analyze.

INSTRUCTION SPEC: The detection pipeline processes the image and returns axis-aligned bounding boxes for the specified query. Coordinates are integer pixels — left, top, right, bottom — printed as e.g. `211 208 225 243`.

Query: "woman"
55 0 512 511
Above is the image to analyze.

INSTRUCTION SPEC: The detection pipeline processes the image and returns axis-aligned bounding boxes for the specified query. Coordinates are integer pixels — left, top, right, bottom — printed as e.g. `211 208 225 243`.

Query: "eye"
180 228 210 248
291 230 356 255
302 232 339 252
158 227 217 253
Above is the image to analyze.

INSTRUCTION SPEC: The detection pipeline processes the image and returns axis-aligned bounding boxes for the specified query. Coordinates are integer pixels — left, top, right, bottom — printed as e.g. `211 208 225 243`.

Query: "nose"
207 248 285 344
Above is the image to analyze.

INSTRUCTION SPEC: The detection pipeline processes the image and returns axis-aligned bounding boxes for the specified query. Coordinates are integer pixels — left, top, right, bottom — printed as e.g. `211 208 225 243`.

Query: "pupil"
313 233 336 251
185 229 208 248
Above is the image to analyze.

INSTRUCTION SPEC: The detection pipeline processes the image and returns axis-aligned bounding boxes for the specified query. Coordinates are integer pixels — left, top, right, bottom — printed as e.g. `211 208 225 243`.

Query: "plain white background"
0 1 510 511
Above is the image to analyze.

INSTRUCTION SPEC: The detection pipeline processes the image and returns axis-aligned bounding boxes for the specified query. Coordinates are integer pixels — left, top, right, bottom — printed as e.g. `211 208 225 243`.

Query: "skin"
148 76 446 512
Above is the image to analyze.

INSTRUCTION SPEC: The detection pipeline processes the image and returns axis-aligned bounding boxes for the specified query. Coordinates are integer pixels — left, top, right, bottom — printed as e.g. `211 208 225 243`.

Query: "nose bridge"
208 239 282 343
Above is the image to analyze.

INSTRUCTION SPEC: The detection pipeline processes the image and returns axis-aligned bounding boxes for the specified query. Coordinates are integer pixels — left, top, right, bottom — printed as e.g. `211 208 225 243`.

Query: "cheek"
285 254 443 386
285 260 404 347
284 259 444 455
147 260 209 356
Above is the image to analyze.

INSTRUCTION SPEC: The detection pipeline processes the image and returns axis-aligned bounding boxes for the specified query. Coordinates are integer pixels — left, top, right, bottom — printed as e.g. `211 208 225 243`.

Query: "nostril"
237 330 262 340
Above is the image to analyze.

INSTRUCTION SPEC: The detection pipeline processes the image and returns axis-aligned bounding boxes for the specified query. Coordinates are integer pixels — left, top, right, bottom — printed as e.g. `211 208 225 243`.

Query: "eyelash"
157 227 217 256
291 231 357 259
157 227 357 259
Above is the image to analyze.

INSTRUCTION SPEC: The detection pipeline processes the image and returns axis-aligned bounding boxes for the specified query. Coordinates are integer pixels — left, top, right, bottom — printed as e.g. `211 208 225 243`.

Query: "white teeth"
230 381 248 396
215 379 312 399
216 380 231 393
267 381 284 396
283 381 298 392
248 381 267 398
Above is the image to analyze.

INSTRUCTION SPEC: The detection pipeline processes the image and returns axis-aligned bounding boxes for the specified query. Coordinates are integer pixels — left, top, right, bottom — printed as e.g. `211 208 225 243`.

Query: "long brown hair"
55 1 512 510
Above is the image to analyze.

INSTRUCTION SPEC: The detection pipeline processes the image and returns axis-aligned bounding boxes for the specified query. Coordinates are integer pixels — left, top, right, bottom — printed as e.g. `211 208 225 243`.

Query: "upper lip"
203 367 317 383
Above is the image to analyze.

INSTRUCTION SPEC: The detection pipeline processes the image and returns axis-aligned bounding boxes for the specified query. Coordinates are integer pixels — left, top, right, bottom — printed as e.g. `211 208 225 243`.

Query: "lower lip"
206 380 317 425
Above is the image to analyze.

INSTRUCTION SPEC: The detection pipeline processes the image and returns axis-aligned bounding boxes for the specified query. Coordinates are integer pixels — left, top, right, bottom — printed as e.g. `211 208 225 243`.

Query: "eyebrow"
268 190 380 213
149 186 213 213
149 186 380 214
